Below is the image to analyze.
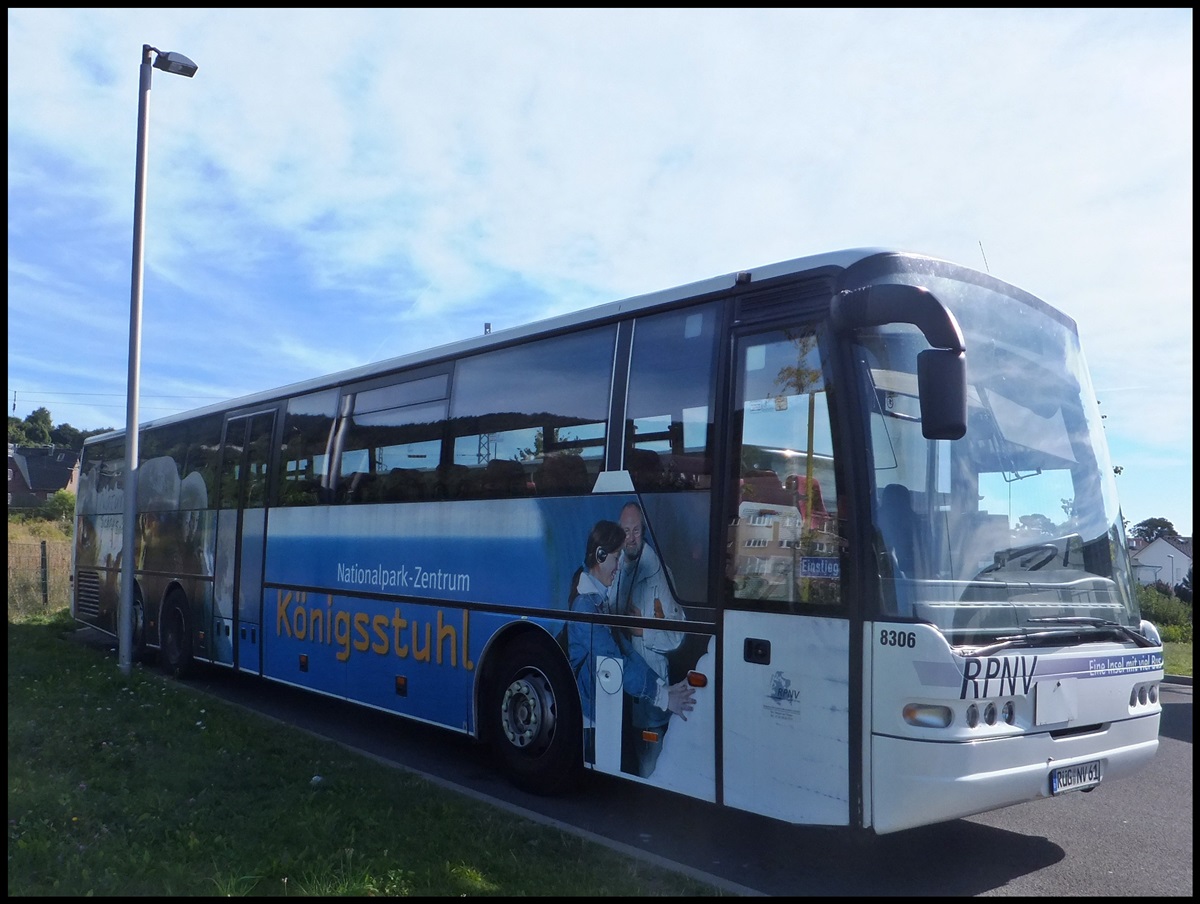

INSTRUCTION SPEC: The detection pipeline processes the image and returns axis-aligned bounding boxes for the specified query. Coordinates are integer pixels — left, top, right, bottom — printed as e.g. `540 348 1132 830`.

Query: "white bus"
73 248 1163 834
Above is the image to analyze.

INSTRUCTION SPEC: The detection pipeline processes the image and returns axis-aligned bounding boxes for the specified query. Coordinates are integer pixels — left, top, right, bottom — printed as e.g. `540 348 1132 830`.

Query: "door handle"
744 637 771 664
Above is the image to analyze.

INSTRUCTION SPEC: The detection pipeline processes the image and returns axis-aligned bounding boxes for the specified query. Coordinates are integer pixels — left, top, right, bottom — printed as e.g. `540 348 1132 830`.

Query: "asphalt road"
73 629 1194 896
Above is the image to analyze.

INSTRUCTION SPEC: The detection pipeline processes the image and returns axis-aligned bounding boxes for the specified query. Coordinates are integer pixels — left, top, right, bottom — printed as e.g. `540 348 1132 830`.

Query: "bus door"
212 409 277 675
720 326 851 826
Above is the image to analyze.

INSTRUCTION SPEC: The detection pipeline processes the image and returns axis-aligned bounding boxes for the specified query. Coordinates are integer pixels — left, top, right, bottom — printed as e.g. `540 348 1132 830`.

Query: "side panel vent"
734 275 836 325
76 570 101 618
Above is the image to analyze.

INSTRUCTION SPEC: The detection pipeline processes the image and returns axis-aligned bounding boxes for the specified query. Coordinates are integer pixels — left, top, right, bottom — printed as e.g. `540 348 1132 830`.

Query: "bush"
40 489 76 526
1137 583 1192 629
1159 623 1193 644
8 517 73 543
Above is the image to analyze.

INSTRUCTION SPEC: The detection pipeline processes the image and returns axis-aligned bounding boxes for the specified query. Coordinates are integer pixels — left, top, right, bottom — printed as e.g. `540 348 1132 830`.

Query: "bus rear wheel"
486 634 581 795
159 594 194 679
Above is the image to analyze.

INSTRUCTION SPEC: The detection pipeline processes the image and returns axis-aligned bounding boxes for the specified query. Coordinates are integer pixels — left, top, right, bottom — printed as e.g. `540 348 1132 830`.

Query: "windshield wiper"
1025 616 1157 648
965 629 1079 657
965 618 1156 657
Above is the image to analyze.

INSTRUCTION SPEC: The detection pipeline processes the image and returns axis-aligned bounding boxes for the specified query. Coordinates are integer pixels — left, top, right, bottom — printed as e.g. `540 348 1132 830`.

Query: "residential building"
7 444 80 509
1129 534 1193 589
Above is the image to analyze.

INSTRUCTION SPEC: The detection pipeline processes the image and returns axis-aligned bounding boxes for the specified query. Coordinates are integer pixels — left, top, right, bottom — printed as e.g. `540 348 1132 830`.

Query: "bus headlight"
903 703 953 728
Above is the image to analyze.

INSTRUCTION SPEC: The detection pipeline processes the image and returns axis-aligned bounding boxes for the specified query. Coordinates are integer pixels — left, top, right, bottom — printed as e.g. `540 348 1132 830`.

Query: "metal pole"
119 46 154 676
40 539 49 609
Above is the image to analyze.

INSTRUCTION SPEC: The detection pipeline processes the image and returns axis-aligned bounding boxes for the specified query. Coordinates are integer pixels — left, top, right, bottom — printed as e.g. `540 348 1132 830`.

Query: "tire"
159 593 194 679
486 633 582 795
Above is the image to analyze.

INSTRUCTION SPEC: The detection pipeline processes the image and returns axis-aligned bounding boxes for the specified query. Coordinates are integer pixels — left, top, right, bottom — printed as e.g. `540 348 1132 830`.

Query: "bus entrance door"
721 610 851 825
721 326 851 825
212 409 276 675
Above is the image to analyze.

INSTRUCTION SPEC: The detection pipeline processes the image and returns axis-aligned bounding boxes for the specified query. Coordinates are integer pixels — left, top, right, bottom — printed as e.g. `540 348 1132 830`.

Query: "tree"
1176 567 1193 606
1137 582 1191 637
8 415 31 445
50 422 85 450
1131 518 1179 541
23 407 54 445
8 409 116 452
40 489 76 525
1016 513 1057 536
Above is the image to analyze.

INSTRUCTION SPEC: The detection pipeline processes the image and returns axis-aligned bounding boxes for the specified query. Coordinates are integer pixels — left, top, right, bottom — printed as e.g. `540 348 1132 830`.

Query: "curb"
1163 674 1192 686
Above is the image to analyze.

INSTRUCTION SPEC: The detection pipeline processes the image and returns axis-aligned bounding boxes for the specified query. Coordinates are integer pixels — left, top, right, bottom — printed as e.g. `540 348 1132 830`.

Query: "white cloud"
7 8 1192 533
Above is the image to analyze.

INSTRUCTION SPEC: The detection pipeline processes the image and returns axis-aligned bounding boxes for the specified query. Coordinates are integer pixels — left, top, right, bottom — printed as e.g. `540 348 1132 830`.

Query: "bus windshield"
853 263 1138 644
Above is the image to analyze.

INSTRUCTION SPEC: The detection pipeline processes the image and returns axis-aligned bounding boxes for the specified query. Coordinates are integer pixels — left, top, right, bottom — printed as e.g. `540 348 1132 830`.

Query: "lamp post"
1167 553 1175 596
119 44 198 676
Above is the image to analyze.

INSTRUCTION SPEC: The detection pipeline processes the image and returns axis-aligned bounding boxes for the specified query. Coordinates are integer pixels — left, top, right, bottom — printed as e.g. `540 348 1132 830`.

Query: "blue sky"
7 9 1193 536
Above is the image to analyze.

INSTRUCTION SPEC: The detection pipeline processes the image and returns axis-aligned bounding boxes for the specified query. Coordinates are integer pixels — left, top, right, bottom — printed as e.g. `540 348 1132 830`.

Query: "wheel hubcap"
501 672 556 753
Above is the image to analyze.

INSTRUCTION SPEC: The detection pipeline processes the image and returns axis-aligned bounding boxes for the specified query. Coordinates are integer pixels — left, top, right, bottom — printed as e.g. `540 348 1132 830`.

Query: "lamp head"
152 50 198 78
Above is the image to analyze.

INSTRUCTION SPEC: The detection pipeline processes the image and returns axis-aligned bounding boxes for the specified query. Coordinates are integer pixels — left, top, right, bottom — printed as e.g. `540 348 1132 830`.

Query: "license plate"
1051 760 1102 795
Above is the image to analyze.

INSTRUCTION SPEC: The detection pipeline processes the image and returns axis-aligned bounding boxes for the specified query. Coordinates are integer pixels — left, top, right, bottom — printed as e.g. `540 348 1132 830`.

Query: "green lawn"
1163 641 1192 678
8 612 728 897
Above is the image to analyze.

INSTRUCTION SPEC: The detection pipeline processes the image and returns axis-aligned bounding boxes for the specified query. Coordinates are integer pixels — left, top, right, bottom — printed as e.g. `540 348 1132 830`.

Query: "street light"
119 44 197 676
1167 554 1175 596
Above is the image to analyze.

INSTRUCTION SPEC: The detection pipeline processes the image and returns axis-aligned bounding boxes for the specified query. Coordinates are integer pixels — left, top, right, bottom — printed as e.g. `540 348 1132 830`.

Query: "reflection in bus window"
339 397 448 503
277 389 338 506
448 326 615 500
729 328 842 608
625 303 719 603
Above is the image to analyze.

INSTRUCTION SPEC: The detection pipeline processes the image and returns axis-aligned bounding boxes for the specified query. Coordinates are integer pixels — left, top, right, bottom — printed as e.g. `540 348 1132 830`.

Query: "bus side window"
624 303 719 604
334 379 448 505
449 325 616 500
277 389 338 507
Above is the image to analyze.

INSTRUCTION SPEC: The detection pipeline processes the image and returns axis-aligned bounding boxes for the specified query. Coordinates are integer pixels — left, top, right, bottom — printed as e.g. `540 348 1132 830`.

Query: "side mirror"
832 284 968 441
917 348 967 440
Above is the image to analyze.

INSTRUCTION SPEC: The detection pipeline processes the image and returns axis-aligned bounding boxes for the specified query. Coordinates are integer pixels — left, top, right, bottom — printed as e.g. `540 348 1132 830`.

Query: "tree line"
8 406 115 451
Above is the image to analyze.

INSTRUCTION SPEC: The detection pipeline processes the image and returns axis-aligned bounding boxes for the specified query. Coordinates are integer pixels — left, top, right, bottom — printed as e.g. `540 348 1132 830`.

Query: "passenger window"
339 398 448 503
137 414 223 511
277 389 337 506
448 326 615 499
330 372 450 504
624 303 719 603
626 305 717 491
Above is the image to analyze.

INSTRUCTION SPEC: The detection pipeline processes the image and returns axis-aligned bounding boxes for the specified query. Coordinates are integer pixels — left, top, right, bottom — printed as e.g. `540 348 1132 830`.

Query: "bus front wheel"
159 594 194 679
486 634 581 795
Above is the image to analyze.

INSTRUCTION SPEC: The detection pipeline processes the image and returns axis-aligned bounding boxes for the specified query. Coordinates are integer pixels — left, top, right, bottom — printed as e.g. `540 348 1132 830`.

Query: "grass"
1163 641 1192 678
8 610 727 897
6 526 71 624
7 518 1190 894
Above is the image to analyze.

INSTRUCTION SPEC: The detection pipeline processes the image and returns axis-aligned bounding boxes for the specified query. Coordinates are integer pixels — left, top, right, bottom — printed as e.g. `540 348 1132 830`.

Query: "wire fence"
8 539 72 621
